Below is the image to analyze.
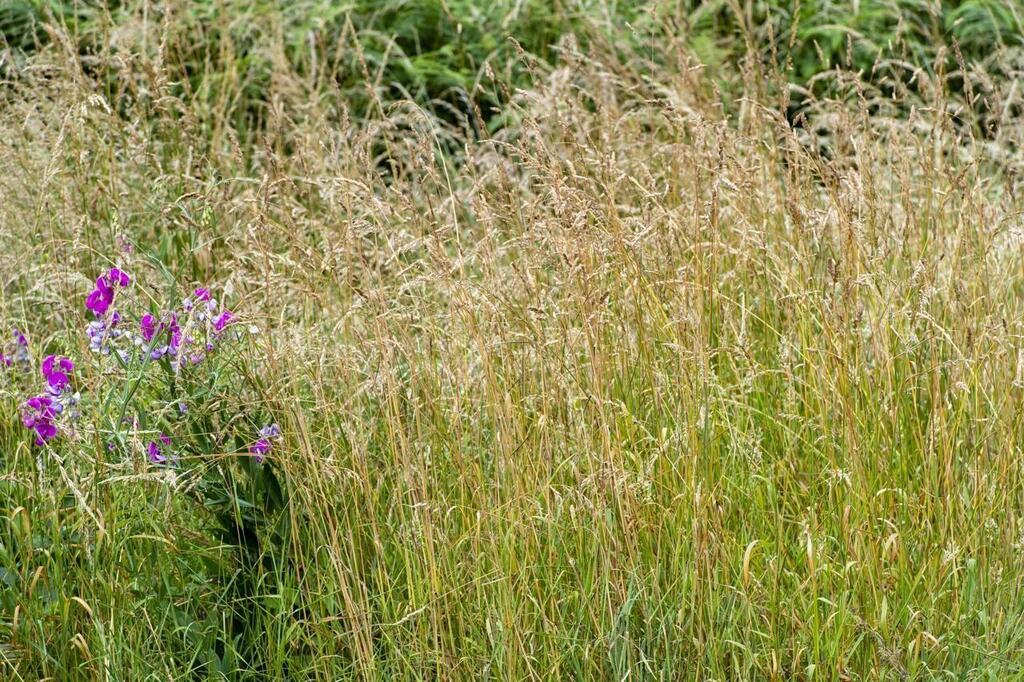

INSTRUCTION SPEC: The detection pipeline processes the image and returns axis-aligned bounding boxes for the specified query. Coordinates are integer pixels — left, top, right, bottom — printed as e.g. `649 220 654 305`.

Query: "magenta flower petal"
213 311 234 333
140 314 157 343
85 269 130 317
168 316 183 353
35 422 57 440
107 268 131 287
26 395 52 410
22 395 58 445
41 355 74 391
86 287 113 316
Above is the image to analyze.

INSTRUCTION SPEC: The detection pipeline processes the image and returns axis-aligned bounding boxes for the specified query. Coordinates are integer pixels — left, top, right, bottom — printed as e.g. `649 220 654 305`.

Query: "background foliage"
3 1 1022 131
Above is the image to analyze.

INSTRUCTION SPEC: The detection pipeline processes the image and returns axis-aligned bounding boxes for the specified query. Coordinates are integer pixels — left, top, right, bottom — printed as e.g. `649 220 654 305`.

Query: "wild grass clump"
2 4 1024 680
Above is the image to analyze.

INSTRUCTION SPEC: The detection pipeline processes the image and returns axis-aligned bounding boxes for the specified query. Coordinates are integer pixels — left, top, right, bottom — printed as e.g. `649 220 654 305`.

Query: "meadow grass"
3 5 1024 680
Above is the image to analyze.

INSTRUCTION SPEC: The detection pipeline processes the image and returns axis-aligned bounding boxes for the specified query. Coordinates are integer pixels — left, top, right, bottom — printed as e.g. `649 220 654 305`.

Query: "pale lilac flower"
86 320 106 352
87 311 124 354
259 423 281 439
248 424 281 463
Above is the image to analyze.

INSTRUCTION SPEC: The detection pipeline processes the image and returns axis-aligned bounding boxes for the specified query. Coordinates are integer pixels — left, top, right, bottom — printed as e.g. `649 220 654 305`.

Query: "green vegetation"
3 1 1021 129
1 0 640 134
2 1 1024 679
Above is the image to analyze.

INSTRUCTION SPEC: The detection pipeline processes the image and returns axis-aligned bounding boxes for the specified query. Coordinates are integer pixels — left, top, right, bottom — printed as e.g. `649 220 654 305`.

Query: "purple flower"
147 433 172 464
107 268 131 287
147 314 181 361
186 288 219 322
147 441 166 464
85 268 131 317
140 314 157 343
169 315 182 352
86 276 115 316
249 438 271 463
248 424 280 463
41 355 74 392
22 395 58 445
0 353 9 368
23 396 53 420
213 310 234 333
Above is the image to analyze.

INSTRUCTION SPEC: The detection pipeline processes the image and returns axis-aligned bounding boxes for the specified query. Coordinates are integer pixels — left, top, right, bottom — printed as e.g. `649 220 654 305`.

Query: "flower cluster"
85 268 132 358
138 312 178 360
14 262 269 476
21 355 80 444
87 311 127 357
22 396 58 445
249 423 281 463
135 288 236 370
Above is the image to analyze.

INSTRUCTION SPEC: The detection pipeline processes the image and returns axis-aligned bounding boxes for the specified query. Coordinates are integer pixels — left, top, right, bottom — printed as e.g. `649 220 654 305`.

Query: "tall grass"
3 3 1024 679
